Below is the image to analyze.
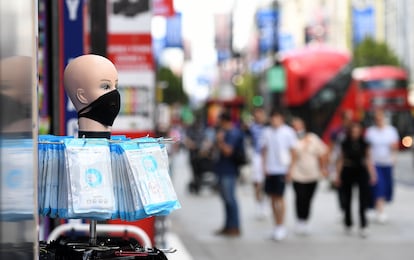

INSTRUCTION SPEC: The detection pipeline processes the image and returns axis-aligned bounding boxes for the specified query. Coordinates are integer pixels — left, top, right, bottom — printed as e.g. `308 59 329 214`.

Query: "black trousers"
341 167 370 228
293 181 318 221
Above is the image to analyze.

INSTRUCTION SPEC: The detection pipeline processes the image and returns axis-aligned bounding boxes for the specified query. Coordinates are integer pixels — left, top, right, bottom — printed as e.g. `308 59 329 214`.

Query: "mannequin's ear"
76 88 89 104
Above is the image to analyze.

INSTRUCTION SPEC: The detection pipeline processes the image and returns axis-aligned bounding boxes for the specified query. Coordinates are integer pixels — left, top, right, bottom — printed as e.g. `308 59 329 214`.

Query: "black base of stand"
40 236 168 260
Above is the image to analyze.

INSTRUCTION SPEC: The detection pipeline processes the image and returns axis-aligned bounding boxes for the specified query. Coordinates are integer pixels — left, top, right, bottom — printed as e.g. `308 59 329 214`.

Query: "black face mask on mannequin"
77 89 121 127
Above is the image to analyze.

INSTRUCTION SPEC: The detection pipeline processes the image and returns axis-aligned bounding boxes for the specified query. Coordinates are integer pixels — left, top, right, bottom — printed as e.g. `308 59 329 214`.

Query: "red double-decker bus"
352 66 414 146
280 46 414 146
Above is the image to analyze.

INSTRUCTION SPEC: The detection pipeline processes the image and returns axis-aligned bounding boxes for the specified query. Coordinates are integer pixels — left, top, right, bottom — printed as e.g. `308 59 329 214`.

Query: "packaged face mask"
111 141 148 221
64 138 115 219
119 137 181 217
38 135 71 218
109 142 120 220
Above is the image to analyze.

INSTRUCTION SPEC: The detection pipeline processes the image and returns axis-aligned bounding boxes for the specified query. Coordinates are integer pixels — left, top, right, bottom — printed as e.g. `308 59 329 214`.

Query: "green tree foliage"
353 36 401 67
156 66 188 105
233 72 261 111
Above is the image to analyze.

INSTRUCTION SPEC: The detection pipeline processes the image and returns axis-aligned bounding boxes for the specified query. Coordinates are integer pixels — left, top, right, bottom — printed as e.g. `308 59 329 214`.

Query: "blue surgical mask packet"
119 137 181 217
57 136 69 218
157 142 181 215
64 138 115 220
38 135 71 218
109 142 120 220
115 141 148 221
109 138 132 220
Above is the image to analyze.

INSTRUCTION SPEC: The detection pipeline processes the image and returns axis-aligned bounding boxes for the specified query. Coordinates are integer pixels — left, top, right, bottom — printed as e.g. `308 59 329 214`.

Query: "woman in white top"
364 109 399 223
291 117 328 235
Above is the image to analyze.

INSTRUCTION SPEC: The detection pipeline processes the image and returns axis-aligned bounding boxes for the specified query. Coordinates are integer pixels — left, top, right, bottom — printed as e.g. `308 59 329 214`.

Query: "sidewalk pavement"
166 150 414 260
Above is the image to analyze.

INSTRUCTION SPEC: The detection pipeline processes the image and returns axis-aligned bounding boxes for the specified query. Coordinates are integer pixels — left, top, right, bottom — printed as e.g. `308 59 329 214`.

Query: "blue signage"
352 6 375 47
165 13 182 48
152 37 166 65
61 0 85 136
279 32 294 51
256 9 279 54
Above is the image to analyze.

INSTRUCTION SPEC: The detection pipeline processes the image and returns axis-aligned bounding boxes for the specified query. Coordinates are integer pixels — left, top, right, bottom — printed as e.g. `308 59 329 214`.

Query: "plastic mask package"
119 137 181 217
64 138 115 220
38 135 71 218
110 137 148 221
0 138 35 221
109 135 130 217
109 140 150 221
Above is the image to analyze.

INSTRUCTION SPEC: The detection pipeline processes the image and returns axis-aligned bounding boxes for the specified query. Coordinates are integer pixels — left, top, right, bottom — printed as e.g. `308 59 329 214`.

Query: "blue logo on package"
142 156 157 172
85 168 102 187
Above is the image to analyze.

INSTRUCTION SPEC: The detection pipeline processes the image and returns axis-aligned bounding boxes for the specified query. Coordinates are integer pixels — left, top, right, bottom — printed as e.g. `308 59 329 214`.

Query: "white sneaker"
302 222 311 235
344 226 352 236
272 226 287 241
295 221 309 235
359 228 369 238
377 213 388 224
367 210 376 221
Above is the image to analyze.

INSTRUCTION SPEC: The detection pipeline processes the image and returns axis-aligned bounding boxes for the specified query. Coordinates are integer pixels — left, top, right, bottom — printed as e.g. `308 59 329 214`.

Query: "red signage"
152 0 174 17
108 34 154 71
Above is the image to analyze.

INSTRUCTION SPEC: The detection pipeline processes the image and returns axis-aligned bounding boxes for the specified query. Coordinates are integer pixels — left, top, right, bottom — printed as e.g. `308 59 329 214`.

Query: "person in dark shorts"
261 109 297 241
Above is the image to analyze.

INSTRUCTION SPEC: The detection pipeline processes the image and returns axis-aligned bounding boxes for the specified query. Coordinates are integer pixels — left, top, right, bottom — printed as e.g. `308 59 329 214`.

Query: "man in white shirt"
261 109 297 240
365 109 399 223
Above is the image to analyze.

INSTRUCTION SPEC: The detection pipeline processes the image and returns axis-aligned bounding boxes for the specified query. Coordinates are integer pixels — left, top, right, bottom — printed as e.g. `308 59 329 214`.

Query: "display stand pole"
89 220 97 246
78 133 110 247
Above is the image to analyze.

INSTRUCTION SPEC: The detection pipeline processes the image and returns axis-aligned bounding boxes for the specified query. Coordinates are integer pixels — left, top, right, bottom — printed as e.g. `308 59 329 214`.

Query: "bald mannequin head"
64 54 119 132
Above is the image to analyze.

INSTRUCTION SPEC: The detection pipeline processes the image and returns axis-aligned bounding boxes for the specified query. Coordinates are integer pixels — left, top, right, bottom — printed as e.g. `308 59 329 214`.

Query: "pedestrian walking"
336 122 377 238
246 107 268 219
328 110 354 214
214 111 244 237
364 108 399 223
290 117 329 235
184 119 215 194
260 109 298 241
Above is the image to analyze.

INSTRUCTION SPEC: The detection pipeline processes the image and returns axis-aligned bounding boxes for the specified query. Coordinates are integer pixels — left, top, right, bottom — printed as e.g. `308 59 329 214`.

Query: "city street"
166 149 414 260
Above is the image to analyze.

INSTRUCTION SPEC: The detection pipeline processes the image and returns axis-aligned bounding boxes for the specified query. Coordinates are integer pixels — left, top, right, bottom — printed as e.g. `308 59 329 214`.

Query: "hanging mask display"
77 89 121 127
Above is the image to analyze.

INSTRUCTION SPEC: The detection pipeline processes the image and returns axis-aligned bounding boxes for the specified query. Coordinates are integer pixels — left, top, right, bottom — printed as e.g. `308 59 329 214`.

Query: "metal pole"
89 220 97 246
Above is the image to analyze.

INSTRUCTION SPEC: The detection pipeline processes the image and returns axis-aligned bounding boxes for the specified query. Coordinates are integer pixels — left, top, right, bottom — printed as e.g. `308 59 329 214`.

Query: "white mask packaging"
64 138 115 219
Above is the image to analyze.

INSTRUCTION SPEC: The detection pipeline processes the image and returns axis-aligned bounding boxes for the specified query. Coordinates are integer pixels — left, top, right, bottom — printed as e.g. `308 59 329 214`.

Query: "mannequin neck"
78 117 112 133
78 130 111 139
